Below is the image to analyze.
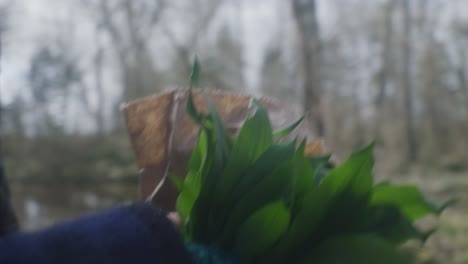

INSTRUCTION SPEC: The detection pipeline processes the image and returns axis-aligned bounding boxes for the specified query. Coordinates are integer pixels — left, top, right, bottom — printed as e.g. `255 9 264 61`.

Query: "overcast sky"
0 0 341 104
1 0 466 105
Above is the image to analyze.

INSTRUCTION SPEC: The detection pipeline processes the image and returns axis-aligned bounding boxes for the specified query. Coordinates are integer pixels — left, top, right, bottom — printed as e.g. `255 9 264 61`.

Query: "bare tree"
28 45 81 134
0 1 19 236
260 47 288 100
452 21 468 160
373 0 396 140
401 0 417 162
84 0 166 102
452 17 468 116
292 0 324 137
93 40 106 134
161 0 228 83
202 25 244 91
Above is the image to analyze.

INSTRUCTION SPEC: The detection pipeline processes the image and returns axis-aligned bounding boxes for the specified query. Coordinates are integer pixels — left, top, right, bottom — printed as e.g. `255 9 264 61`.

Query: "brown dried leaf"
123 89 327 211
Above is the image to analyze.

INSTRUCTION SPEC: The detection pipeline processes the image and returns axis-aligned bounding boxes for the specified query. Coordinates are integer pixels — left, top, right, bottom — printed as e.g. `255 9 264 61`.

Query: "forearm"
0 203 193 264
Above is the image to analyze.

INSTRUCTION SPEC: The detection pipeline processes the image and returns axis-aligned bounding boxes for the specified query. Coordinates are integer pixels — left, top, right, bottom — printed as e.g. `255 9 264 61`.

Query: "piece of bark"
123 89 327 211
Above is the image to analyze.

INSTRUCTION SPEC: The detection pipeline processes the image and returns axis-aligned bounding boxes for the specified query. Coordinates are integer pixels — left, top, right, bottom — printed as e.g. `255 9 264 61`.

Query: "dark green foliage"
174 61 451 263
298 235 411 264
273 115 305 141
236 201 291 259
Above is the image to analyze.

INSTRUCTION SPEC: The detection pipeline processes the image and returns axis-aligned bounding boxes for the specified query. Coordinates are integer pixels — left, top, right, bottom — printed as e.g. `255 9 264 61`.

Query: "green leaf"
319 142 374 199
266 144 375 262
190 56 201 88
177 130 210 233
190 56 230 170
287 144 374 242
230 140 296 201
187 58 205 126
186 87 204 126
273 115 305 140
236 201 291 260
244 99 274 158
266 185 332 263
212 99 273 205
176 131 209 225
169 174 184 191
185 58 233 241
176 171 201 223
188 130 208 172
178 61 451 262
298 235 411 264
219 142 296 244
371 184 448 221
180 129 212 236
202 92 231 167
227 160 292 224
308 155 332 185
364 205 432 244
190 129 222 241
288 145 315 212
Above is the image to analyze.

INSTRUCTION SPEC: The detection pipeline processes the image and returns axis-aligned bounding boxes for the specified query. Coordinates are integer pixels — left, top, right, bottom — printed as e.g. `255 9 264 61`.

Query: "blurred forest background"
0 0 468 263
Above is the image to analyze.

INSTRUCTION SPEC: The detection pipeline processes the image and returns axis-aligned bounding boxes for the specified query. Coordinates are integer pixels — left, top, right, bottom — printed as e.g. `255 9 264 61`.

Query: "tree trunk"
374 0 395 142
0 34 19 236
292 0 324 137
352 81 365 148
402 0 417 162
455 53 468 160
94 45 106 135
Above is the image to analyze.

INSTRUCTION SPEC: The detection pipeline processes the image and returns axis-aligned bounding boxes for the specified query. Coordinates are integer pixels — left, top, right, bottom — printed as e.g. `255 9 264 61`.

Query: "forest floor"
384 166 468 264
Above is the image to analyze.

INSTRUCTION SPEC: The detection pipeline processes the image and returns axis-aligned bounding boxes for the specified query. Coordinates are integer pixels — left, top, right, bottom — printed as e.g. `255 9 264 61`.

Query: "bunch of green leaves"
173 60 452 264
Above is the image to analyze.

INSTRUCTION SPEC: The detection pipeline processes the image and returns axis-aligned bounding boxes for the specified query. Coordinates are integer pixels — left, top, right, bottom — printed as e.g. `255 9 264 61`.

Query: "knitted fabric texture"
0 202 193 264
186 241 239 264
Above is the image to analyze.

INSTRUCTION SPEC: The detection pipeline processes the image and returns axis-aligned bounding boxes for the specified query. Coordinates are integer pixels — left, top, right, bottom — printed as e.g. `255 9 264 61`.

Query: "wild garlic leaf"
190 56 202 88
364 205 431 244
243 99 274 159
201 90 231 168
185 59 233 241
319 142 374 200
230 140 296 202
179 144 214 232
371 184 446 221
186 88 204 127
285 144 375 245
227 161 292 224
187 58 204 126
270 145 375 261
277 186 331 260
308 155 332 185
188 130 208 172
207 101 275 237
176 130 209 225
188 126 218 241
219 144 296 245
212 99 273 205
176 170 202 224
169 174 184 191
299 235 411 264
273 114 305 141
288 145 315 212
236 201 291 261
174 59 454 264
191 56 231 169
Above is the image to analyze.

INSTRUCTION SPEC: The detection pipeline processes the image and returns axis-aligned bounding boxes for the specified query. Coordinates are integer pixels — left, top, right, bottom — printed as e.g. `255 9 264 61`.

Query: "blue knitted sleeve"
0 203 194 264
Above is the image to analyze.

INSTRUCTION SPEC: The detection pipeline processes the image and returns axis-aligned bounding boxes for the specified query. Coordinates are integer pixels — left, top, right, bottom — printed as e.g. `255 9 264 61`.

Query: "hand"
167 212 181 229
